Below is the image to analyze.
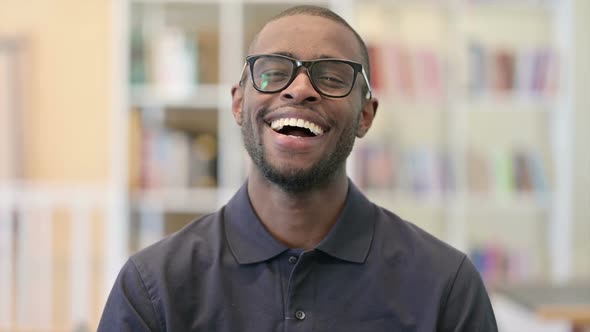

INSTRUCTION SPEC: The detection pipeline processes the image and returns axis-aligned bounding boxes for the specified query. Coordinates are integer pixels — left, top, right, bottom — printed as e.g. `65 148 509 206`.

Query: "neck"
247 167 349 250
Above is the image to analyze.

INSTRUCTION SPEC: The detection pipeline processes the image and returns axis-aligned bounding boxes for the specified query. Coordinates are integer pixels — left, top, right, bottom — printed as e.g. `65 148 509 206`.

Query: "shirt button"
295 310 306 320
288 256 298 264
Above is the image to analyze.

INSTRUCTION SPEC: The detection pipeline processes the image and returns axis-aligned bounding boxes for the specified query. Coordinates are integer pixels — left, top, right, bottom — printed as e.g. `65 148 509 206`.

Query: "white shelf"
130 84 222 109
460 94 556 111
365 189 552 212
132 187 224 214
376 97 449 112
376 98 556 114
365 189 449 209
460 0 555 13
459 192 552 212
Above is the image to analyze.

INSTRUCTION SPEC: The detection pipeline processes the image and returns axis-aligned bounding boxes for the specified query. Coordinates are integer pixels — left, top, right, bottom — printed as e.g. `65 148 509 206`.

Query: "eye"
317 75 345 84
257 69 290 90
312 61 353 89
261 70 290 82
314 72 348 88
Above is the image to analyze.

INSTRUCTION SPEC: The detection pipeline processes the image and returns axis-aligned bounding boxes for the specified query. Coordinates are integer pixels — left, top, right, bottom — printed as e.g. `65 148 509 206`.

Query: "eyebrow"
272 51 295 58
270 51 343 61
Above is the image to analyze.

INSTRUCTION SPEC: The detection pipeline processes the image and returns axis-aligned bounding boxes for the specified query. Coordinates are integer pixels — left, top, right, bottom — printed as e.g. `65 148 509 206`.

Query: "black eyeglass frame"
242 54 373 100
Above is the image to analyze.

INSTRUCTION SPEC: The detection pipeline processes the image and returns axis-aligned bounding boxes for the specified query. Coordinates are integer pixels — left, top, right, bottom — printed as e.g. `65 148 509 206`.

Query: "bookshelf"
350 0 572 285
119 0 574 284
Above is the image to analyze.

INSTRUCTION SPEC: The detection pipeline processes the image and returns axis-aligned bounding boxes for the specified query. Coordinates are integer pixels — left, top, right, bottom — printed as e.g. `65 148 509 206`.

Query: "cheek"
339 100 363 126
242 93 274 125
241 104 265 139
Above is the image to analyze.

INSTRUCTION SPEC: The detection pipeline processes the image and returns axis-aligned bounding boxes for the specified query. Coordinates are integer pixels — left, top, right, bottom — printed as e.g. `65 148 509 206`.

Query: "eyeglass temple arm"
360 68 372 100
238 61 248 86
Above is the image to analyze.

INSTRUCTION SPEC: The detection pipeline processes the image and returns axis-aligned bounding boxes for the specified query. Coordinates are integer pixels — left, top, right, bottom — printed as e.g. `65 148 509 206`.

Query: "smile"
269 117 325 137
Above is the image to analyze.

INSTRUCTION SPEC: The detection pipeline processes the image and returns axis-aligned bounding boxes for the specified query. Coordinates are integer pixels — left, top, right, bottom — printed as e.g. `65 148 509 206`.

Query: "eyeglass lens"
252 56 356 97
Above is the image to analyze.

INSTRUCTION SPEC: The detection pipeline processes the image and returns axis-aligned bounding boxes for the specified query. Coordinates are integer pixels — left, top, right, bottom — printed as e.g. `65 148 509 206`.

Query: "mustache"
269 103 317 112
257 103 318 119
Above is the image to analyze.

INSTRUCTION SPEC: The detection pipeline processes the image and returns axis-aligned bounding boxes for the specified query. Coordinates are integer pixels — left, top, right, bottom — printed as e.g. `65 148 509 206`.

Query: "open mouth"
269 118 325 138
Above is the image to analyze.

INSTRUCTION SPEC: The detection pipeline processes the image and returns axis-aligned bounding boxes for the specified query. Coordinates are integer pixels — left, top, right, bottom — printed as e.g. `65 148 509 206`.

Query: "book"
467 149 490 193
366 43 445 101
388 44 415 99
414 49 443 101
492 149 515 197
526 151 549 193
531 48 550 95
189 133 218 187
515 48 535 99
492 49 516 95
150 27 197 100
130 27 147 85
128 108 142 190
367 44 385 92
468 42 487 96
544 49 560 97
438 151 456 193
354 142 395 190
197 31 219 84
513 150 534 192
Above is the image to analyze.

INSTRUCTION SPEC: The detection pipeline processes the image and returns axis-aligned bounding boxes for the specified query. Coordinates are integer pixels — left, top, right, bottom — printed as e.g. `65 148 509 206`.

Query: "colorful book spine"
366 43 444 101
137 118 218 190
468 42 559 99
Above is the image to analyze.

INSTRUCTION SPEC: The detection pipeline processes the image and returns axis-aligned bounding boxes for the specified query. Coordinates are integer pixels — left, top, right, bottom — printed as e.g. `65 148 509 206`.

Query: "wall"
0 1 110 330
0 0 109 183
573 0 590 278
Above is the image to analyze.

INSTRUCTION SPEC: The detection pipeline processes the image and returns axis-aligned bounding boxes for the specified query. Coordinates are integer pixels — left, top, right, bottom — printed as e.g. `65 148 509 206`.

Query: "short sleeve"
438 256 498 332
97 258 162 332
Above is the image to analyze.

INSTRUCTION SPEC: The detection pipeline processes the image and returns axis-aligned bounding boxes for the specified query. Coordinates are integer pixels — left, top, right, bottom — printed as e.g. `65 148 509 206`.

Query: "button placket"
285 251 315 331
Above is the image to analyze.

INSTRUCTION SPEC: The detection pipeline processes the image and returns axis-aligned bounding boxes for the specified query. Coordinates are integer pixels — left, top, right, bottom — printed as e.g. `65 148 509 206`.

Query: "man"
99 5 497 331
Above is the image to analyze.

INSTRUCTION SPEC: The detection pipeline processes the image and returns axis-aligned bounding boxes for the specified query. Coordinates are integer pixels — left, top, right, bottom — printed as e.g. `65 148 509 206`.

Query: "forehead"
250 14 363 62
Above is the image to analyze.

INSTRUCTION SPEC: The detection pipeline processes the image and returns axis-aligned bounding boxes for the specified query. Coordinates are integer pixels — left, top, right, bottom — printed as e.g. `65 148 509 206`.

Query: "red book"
367 44 384 92
492 49 515 94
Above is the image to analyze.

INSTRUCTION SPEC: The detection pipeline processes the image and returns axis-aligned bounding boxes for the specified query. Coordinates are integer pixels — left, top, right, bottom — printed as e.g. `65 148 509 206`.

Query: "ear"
355 97 378 138
231 84 244 126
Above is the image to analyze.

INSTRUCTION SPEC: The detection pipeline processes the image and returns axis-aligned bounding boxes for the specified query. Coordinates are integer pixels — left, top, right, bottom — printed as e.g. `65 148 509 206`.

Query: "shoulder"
371 204 468 277
130 208 225 280
371 205 496 325
361 200 496 329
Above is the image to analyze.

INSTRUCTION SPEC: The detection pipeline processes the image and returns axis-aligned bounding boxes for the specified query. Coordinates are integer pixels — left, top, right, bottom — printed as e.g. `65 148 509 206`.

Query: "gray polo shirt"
98 181 497 331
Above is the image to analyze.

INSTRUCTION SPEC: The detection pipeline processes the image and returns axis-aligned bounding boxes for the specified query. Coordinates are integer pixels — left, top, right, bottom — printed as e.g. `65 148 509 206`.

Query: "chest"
161 250 445 332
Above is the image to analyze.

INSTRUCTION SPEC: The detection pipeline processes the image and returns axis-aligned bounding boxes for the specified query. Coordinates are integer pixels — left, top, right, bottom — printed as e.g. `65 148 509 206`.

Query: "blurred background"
0 0 588 331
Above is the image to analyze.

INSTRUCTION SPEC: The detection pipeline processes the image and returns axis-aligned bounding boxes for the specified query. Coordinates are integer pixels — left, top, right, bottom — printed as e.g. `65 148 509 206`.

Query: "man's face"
232 14 376 193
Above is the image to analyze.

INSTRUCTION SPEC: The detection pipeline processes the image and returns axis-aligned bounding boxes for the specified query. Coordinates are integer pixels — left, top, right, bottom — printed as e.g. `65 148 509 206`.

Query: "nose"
280 70 321 103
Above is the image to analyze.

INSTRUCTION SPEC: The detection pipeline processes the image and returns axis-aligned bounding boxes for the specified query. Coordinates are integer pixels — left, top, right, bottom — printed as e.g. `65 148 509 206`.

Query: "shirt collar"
224 180 376 265
315 181 376 263
224 182 288 264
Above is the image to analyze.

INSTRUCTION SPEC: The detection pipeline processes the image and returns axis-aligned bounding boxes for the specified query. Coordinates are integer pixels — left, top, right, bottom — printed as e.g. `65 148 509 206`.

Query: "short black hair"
249 5 371 84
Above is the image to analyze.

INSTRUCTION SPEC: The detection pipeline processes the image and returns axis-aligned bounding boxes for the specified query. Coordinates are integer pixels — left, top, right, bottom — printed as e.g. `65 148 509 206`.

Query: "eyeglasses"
243 54 372 99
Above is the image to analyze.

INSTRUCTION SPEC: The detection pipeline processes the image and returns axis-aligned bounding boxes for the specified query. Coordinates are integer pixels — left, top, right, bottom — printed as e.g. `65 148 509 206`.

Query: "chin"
260 160 338 193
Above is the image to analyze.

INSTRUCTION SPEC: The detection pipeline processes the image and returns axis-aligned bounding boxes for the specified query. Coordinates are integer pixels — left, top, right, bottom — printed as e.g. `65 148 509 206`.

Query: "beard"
241 108 360 194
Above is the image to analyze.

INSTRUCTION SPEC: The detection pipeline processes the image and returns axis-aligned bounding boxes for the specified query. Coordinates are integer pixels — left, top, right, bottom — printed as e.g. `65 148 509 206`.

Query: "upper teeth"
270 118 324 136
